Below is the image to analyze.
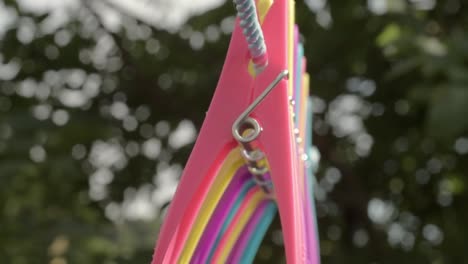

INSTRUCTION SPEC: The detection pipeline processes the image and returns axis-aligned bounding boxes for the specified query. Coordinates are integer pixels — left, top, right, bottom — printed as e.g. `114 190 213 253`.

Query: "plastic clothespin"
151 0 316 263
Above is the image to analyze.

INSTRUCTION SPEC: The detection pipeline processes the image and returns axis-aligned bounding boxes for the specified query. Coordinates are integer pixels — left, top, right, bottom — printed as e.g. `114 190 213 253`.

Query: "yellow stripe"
298 73 310 196
299 73 310 142
258 0 274 22
178 149 244 263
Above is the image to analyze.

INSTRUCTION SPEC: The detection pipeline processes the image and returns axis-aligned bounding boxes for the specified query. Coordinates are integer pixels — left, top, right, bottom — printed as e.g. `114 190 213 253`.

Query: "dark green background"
1 0 467 263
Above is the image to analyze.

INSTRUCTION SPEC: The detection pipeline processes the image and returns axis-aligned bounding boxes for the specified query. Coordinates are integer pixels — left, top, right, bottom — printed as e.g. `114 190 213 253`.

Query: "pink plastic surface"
251 0 307 262
151 0 310 263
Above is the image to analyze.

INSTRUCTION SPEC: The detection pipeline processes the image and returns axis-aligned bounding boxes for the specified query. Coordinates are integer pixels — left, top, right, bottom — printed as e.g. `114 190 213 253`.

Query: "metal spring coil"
233 0 268 72
234 117 274 197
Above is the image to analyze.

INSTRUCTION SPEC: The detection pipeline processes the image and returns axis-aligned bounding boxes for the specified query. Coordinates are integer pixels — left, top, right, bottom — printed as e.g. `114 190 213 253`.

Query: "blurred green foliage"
1 0 468 263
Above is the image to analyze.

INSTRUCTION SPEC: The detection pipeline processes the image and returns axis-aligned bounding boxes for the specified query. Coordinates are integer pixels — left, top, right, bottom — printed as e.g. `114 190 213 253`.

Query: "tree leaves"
427 85 468 140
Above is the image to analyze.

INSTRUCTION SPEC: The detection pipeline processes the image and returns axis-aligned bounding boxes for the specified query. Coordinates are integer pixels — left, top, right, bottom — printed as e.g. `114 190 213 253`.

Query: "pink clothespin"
151 0 314 263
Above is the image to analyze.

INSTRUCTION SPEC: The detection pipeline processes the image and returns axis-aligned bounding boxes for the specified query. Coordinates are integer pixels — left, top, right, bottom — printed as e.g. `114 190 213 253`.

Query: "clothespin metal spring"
232 70 289 196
